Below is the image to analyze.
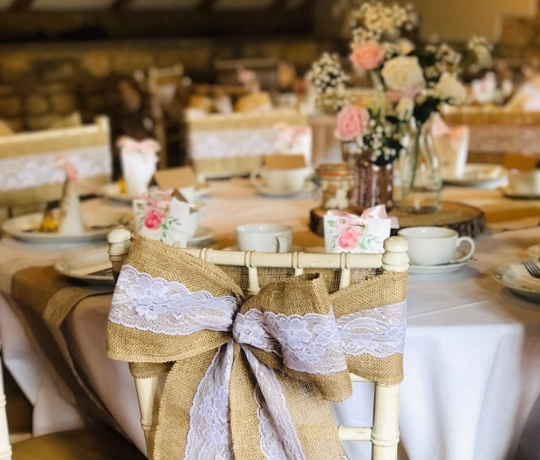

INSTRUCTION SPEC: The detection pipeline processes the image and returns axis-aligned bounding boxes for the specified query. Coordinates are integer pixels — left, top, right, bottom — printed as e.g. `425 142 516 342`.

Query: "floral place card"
323 208 394 254
133 191 190 247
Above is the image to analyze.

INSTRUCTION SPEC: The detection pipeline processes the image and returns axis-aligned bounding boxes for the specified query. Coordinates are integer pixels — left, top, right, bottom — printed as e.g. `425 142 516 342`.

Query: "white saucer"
253 180 315 198
2 210 131 245
409 249 471 275
443 164 507 189
492 260 540 303
222 244 303 253
502 187 540 200
187 227 214 247
54 246 115 285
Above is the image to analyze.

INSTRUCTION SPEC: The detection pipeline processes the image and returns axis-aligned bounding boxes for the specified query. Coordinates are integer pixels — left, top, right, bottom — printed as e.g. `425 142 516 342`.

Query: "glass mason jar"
399 121 442 213
350 150 394 212
317 163 354 210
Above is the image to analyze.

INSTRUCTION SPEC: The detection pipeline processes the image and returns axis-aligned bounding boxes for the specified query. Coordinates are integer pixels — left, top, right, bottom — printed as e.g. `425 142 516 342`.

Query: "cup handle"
276 236 289 253
250 170 263 187
453 236 475 263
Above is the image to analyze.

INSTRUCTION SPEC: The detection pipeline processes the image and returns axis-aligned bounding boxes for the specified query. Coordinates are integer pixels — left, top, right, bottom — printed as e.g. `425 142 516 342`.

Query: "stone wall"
0 38 339 132
498 0 540 62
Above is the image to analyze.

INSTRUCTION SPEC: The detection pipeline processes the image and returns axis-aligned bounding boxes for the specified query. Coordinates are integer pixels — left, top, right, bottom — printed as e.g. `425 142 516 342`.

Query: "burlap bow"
107 238 407 460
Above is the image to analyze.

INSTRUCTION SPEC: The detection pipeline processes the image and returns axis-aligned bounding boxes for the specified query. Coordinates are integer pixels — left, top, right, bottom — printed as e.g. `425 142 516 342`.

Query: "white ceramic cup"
508 169 540 195
185 208 199 238
251 167 310 192
398 226 475 266
236 223 293 253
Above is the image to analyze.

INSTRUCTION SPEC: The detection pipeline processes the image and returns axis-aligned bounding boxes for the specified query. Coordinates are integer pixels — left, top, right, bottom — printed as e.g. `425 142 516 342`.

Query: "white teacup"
185 208 199 238
398 227 475 266
236 223 292 253
508 169 540 195
251 168 310 192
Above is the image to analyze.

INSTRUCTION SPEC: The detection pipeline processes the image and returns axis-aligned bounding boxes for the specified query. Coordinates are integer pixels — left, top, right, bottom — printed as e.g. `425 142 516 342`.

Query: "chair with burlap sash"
106 229 409 460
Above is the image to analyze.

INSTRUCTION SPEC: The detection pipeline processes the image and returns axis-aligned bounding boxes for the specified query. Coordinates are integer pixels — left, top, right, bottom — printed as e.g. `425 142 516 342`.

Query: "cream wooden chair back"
107 229 409 460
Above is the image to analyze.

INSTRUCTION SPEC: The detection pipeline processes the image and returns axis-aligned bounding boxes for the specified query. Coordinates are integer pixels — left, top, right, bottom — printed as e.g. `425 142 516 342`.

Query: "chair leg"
0 349 13 460
371 384 400 460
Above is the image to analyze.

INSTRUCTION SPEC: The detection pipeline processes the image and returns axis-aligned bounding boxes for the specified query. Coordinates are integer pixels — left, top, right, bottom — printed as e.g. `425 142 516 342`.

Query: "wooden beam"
9 0 33 12
110 0 133 11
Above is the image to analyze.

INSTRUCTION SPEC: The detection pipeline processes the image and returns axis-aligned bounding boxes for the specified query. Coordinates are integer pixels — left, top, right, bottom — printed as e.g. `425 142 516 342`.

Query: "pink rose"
144 210 165 230
350 41 385 71
337 227 360 251
335 105 370 141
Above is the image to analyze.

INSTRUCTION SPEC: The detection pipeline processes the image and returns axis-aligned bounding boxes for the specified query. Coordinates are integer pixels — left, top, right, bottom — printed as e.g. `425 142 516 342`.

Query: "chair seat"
13 428 146 460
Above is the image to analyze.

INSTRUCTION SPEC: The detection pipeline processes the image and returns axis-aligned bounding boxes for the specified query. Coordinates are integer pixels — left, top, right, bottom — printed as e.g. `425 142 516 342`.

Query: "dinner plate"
54 246 115 285
492 260 540 303
443 164 507 189
2 210 131 245
187 226 214 247
501 187 540 200
253 180 315 198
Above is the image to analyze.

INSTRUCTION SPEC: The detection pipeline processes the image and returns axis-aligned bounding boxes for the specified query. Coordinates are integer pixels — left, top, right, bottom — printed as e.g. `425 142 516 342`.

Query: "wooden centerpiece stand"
310 202 485 238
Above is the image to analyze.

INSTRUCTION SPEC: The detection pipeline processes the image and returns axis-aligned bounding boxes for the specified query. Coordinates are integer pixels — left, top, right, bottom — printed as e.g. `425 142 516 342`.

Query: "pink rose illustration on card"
324 208 395 254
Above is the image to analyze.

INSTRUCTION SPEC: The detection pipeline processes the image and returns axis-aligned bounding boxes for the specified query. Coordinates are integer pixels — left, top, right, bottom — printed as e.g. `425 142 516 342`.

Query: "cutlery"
522 259 540 279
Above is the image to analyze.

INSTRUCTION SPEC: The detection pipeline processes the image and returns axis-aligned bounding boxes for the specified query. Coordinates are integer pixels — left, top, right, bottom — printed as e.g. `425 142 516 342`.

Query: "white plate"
2 211 131 245
187 227 214 247
444 164 507 189
492 260 540 303
54 246 115 285
222 244 304 253
253 180 315 198
502 187 540 200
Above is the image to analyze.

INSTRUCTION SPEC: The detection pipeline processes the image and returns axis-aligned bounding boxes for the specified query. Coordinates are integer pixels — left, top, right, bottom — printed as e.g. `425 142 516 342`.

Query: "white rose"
396 97 414 120
434 72 467 105
381 56 425 92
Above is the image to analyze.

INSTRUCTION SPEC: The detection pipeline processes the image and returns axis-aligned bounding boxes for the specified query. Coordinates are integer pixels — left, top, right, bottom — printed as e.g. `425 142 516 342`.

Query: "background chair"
107 229 409 460
0 343 145 460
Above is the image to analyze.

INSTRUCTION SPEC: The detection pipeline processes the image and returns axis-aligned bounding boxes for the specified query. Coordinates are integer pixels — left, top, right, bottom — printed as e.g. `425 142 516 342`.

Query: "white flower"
434 72 467 105
381 56 425 92
396 97 414 120
397 38 415 56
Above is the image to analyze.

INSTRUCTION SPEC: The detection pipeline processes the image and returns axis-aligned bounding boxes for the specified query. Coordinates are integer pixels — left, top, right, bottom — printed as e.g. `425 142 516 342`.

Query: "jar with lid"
317 163 354 210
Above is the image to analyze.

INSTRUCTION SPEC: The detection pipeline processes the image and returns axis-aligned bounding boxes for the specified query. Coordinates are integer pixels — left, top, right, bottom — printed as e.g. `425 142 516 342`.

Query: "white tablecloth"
2 181 540 460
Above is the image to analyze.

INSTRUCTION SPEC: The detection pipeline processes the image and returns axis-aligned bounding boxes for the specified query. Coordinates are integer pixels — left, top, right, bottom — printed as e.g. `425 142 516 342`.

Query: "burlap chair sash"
107 238 407 460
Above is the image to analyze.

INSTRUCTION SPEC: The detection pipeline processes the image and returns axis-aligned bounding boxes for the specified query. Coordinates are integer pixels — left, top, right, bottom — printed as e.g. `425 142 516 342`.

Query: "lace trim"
337 300 407 358
0 145 111 192
234 300 406 373
109 265 239 336
235 309 346 375
189 127 311 160
184 342 234 460
245 349 306 460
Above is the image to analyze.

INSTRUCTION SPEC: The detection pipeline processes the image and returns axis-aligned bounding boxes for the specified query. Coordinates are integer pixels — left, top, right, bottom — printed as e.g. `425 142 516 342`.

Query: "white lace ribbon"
0 145 111 192
109 265 238 335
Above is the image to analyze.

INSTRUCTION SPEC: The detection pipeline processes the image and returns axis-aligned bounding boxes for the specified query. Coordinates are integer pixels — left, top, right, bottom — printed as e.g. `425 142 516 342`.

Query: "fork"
523 259 540 279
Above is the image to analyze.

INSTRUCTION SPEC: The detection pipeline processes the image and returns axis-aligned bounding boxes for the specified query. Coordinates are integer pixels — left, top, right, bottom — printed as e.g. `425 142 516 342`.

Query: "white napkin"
432 114 469 179
471 72 497 104
58 179 85 236
118 137 160 197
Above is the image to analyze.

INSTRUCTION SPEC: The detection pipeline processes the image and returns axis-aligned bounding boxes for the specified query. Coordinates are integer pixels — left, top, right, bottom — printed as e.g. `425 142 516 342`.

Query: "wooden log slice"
310 202 485 238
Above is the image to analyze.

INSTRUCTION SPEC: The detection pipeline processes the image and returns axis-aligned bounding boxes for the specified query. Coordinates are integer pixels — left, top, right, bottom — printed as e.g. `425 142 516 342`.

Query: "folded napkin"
56 158 85 236
118 137 159 197
472 72 497 105
432 114 470 179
